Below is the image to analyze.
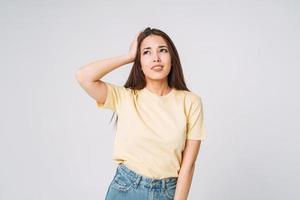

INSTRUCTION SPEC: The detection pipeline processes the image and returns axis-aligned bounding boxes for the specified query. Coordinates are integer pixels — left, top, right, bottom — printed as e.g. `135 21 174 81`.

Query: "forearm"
76 54 133 83
174 164 195 200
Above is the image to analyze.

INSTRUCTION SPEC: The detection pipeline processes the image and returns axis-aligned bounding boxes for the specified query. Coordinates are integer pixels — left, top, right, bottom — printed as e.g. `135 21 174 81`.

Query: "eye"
161 48 168 52
143 50 150 55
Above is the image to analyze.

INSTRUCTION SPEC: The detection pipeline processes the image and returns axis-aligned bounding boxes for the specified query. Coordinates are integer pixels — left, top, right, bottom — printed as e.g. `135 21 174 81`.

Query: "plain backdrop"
0 0 299 199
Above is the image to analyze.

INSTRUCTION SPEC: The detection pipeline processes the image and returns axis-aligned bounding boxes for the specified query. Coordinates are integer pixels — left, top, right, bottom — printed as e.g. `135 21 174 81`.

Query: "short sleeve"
186 94 207 141
96 82 126 112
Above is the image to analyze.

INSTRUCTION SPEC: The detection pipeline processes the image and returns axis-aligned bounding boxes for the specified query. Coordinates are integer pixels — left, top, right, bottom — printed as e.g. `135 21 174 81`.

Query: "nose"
153 52 161 62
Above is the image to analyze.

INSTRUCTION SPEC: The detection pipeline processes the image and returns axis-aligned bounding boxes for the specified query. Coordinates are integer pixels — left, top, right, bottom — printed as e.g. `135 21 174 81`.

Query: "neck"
145 79 171 96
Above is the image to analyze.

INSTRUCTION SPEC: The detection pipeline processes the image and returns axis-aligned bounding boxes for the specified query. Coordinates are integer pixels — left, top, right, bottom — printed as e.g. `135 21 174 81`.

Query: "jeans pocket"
110 172 133 192
164 182 177 199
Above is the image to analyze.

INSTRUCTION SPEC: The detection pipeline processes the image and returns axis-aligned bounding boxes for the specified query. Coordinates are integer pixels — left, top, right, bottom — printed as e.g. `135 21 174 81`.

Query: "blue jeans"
105 163 178 200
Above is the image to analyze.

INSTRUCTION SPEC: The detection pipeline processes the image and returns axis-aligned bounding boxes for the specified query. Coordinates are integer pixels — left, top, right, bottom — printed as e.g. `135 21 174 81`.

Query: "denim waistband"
117 163 178 189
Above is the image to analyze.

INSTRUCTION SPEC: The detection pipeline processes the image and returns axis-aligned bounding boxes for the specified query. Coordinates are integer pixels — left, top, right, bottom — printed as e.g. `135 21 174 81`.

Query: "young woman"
76 27 206 200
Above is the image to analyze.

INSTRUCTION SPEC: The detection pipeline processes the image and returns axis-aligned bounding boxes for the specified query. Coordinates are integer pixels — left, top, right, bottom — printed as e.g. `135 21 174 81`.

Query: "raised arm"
75 32 140 105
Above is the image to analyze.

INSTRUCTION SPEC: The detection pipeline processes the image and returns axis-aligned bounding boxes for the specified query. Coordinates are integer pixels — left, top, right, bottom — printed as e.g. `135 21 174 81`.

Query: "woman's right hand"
127 32 141 62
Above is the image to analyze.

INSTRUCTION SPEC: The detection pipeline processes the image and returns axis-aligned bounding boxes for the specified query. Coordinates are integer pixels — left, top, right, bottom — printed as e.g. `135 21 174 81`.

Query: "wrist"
124 53 135 63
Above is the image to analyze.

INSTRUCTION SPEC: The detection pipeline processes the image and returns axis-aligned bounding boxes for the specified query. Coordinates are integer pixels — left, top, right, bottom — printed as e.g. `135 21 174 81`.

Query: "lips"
151 65 163 70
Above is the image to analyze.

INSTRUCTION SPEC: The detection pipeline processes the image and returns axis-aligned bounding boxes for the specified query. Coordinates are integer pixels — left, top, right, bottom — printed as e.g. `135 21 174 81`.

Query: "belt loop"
162 179 166 190
133 175 142 189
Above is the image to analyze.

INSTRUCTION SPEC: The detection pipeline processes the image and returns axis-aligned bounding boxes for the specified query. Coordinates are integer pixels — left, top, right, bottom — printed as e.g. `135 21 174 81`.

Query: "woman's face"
140 35 172 82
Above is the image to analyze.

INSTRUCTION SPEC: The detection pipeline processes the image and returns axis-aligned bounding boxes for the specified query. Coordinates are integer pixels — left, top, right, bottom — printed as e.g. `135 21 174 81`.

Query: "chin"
147 75 168 81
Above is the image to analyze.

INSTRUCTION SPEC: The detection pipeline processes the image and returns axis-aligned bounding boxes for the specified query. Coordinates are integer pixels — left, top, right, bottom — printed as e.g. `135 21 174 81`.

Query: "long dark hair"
109 27 190 127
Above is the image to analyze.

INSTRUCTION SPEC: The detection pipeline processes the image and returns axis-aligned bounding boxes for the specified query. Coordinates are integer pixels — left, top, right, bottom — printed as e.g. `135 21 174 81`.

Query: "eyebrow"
142 45 168 51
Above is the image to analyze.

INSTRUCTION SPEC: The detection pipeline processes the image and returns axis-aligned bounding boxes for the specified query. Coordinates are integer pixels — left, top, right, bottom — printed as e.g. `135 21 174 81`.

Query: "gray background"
1 0 299 199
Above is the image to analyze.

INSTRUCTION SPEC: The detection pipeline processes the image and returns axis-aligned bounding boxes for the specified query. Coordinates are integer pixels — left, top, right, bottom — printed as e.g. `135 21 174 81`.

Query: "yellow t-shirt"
96 82 206 179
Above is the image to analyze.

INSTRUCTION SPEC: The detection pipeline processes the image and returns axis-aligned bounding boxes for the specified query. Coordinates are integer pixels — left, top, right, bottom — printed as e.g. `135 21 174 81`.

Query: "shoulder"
105 82 132 94
175 90 204 117
176 89 203 106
